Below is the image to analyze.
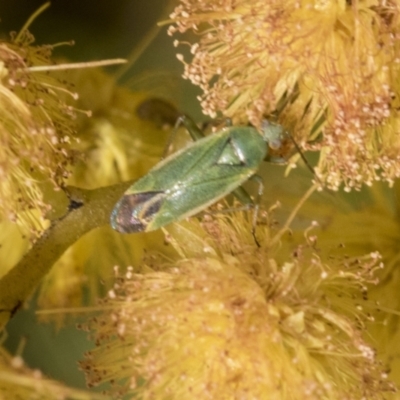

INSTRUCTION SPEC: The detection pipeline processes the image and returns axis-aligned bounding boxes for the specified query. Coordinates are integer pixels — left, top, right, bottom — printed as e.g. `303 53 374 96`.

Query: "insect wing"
146 128 267 230
111 132 225 233
111 127 267 232
110 191 166 233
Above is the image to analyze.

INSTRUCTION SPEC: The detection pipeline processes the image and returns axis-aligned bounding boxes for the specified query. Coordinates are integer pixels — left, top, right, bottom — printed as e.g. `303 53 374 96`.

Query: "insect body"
110 117 287 233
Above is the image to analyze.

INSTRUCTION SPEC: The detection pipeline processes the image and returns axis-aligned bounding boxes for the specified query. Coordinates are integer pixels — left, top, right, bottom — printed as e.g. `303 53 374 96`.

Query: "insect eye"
261 120 285 149
268 138 283 150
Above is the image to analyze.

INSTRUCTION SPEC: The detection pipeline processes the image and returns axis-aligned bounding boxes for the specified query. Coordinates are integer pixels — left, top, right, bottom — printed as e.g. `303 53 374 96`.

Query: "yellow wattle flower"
80 211 393 399
169 0 400 191
0 31 77 233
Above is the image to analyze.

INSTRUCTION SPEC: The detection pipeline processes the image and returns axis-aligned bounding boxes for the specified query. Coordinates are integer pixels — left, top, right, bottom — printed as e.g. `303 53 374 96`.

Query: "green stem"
0 181 132 329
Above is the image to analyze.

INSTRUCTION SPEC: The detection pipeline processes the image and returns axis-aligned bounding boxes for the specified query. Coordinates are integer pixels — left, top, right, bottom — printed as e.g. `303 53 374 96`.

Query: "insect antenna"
286 133 324 187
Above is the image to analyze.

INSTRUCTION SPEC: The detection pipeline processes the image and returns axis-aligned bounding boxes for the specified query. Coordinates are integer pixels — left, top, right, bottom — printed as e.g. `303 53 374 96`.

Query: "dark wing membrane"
111 191 166 233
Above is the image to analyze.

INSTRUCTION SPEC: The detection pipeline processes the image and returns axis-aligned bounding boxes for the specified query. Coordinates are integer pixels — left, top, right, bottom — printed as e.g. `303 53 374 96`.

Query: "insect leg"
162 115 205 158
175 115 205 141
248 175 264 247
231 177 264 248
169 115 235 155
231 186 253 207
285 134 324 186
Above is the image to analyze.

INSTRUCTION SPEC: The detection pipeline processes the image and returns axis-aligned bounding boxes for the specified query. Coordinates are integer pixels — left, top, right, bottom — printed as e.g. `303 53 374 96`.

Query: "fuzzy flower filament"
80 213 393 399
169 0 400 191
0 31 77 231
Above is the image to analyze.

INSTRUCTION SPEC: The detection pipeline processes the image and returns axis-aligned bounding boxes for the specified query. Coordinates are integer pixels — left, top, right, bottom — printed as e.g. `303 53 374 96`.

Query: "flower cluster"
169 0 400 191
0 31 77 232
80 213 393 399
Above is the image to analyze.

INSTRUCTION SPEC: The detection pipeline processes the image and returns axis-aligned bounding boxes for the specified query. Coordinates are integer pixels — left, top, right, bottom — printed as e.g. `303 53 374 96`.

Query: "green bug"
110 116 290 233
